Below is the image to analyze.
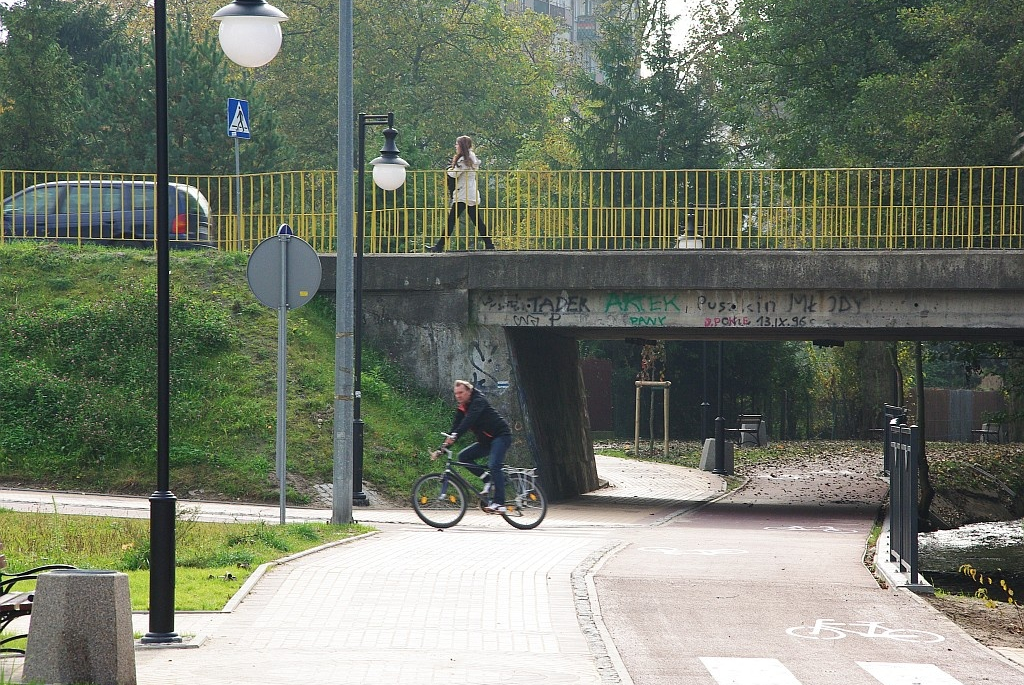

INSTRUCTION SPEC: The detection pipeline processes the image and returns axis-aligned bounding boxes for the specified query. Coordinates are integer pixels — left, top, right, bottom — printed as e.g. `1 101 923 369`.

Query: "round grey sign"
247 233 322 309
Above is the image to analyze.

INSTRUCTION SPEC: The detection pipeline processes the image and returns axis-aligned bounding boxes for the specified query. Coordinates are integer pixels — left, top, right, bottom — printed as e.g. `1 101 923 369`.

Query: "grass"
3 242 1023 621
4 243 1022 512
0 506 371 613
0 242 451 504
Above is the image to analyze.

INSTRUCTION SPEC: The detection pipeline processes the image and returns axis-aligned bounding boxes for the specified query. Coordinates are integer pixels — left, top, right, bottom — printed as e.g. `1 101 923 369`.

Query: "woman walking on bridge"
428 135 495 252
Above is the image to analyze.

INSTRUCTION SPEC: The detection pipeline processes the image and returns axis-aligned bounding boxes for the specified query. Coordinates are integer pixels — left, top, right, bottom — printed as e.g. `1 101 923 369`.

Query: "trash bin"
24 569 136 685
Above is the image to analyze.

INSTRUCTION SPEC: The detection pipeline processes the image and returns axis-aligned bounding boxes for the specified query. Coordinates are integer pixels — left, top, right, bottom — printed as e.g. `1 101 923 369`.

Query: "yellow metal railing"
3 167 1023 251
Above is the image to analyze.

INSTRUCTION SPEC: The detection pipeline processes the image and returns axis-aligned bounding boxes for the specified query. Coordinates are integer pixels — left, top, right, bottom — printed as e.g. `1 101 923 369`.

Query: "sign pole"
235 138 243 252
276 232 288 524
245 224 320 527
227 98 251 252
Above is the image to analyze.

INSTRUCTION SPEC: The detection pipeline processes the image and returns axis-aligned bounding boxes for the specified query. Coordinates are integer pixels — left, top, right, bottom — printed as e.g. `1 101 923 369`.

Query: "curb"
873 512 934 593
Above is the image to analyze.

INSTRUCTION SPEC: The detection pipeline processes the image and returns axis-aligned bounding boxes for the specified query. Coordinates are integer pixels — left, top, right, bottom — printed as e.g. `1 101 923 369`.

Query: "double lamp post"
144 0 406 644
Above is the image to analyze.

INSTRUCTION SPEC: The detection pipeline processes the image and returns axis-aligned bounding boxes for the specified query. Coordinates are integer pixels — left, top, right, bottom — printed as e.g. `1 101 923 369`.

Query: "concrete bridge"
318 250 1024 500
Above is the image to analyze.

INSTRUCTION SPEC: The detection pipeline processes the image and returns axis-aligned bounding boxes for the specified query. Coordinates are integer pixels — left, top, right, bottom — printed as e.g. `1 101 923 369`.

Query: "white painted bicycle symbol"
639 547 748 556
787 618 944 643
764 525 859 534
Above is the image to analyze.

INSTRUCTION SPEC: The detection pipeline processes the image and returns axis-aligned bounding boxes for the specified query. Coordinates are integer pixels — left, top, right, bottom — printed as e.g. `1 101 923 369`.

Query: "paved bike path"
595 463 1024 684
0 457 718 685
2 456 1022 684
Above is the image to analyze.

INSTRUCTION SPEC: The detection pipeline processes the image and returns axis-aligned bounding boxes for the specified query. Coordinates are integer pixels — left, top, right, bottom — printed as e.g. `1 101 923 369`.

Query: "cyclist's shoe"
484 502 504 514
478 482 492 497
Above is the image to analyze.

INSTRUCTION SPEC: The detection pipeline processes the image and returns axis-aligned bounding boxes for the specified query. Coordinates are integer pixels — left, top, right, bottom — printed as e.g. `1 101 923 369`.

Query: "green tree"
355 0 569 169
570 0 653 168
702 0 916 167
53 0 134 80
72 15 286 174
848 0 1024 165
254 0 570 171
806 341 895 438
241 0 341 171
570 0 725 169
700 0 1024 167
0 0 84 170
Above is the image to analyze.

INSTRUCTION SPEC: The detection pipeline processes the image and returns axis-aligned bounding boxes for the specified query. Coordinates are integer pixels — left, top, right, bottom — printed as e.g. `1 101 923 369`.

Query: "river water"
919 518 1024 598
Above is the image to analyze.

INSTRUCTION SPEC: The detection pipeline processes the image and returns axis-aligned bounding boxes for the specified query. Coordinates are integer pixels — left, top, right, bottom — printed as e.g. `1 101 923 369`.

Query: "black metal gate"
888 421 920 584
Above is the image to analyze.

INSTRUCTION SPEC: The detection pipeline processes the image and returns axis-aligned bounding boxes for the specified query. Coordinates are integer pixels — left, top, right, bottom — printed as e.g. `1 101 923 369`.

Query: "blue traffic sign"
227 98 251 139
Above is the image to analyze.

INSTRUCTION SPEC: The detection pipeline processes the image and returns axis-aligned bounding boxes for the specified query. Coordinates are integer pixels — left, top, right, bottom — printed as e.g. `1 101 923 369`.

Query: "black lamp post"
713 340 726 475
700 341 710 442
141 0 179 645
142 0 288 645
353 113 408 504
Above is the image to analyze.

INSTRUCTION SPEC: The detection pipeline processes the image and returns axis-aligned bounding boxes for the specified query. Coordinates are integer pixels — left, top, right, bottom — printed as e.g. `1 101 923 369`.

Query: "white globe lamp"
213 0 288 68
369 127 409 191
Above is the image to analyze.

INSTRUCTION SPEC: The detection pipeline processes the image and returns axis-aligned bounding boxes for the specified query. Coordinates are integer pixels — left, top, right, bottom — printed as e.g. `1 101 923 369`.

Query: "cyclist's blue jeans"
457 434 511 504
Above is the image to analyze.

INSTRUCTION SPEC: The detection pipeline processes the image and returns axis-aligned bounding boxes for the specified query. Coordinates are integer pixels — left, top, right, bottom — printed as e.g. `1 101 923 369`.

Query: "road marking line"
857 662 965 685
639 547 748 556
700 657 802 684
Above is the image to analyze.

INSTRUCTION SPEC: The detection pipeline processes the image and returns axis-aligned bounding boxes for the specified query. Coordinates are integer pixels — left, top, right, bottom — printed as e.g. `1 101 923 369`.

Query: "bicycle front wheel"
411 473 467 528
500 473 547 530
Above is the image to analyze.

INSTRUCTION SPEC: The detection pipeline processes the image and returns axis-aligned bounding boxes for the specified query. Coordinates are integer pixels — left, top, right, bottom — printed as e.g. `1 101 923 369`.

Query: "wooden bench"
0 541 76 654
971 422 1003 444
726 414 764 447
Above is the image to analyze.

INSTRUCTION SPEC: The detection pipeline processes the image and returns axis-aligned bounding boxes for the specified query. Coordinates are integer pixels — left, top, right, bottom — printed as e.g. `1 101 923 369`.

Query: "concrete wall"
507 328 600 498
360 290 524 451
359 289 598 500
326 250 1024 342
321 250 1024 499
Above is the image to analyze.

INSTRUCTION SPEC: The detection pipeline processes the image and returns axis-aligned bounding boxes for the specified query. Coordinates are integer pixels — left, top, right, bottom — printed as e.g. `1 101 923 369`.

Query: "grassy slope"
0 242 448 503
2 243 1022 518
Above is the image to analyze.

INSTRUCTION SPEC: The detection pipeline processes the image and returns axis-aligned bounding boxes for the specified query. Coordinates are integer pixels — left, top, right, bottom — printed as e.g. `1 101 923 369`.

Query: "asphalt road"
2 456 1022 685
594 463 1024 684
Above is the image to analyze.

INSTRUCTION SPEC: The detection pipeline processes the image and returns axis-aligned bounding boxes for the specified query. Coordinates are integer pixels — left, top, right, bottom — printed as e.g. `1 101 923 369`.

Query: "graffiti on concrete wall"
465 333 511 397
471 289 1000 331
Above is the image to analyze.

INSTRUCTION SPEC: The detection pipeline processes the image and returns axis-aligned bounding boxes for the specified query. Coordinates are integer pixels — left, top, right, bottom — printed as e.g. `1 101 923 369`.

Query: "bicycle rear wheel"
500 472 547 529
411 473 467 528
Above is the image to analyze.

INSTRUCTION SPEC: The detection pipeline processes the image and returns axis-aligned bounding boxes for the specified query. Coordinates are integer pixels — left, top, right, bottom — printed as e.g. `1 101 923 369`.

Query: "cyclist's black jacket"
449 388 511 444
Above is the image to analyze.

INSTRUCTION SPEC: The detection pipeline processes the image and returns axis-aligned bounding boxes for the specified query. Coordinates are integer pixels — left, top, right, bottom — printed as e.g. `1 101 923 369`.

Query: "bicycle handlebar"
430 433 456 461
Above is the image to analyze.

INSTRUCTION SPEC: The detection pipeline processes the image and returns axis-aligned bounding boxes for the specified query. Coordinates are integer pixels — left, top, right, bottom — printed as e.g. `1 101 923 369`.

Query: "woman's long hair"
452 135 473 166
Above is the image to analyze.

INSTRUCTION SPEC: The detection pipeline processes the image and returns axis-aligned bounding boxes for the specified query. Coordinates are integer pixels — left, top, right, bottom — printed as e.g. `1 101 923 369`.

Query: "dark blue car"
2 180 212 246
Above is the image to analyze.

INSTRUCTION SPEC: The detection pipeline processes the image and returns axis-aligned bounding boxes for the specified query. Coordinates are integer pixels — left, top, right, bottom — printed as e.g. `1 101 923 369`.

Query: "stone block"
24 569 136 685
699 437 734 474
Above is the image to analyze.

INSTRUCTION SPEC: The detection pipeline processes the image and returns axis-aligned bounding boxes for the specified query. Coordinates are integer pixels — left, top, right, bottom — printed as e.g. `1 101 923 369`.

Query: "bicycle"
411 434 547 530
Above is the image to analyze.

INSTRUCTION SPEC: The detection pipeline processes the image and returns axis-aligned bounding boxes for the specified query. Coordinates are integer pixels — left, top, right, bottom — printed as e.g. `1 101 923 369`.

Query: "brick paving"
3 455 1020 684
0 456 721 685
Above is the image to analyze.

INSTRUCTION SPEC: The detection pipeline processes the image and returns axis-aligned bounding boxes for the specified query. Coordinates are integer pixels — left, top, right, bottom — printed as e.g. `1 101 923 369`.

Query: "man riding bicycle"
433 380 512 513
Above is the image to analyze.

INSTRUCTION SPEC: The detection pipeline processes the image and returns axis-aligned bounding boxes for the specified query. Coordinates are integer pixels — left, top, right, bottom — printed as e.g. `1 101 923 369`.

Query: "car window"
101 186 125 211
181 187 210 219
64 185 125 213
130 186 154 210
4 185 59 216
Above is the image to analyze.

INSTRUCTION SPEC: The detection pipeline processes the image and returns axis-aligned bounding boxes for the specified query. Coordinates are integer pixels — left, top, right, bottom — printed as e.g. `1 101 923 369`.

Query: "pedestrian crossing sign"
227 98 250 140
